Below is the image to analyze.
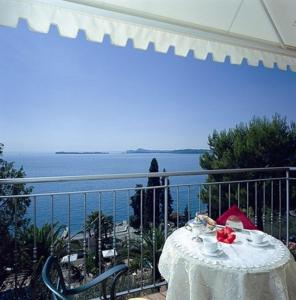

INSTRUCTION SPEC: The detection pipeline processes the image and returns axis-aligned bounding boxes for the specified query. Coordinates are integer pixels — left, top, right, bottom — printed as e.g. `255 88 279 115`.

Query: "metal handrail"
0 166 292 184
0 176 287 199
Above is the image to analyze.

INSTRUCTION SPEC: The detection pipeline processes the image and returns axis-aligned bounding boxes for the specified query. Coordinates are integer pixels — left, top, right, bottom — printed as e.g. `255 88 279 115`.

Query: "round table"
158 227 296 300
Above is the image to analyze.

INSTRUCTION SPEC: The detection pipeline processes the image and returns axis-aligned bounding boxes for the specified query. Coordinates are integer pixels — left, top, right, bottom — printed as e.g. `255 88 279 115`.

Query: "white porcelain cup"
250 231 265 244
203 237 218 253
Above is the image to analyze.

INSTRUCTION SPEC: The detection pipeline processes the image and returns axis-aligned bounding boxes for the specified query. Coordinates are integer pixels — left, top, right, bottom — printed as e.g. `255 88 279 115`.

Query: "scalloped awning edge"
0 0 295 72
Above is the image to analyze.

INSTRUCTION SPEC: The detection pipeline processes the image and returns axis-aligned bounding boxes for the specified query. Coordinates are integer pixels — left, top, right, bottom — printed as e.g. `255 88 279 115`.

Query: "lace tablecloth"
158 227 296 300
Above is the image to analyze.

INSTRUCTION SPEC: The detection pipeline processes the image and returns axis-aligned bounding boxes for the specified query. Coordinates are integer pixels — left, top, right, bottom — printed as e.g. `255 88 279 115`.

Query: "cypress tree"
130 184 145 230
130 159 174 230
144 158 161 228
160 168 173 223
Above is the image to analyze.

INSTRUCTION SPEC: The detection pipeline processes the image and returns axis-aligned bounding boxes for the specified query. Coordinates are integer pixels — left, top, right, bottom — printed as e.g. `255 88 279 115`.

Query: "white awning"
0 0 296 71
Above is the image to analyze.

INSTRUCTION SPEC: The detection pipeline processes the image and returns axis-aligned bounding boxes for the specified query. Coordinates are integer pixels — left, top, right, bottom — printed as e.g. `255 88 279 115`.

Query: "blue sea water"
3 153 206 233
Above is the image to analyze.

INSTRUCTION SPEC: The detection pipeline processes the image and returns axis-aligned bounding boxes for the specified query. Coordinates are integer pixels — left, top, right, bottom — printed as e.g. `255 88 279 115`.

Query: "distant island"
126 148 209 154
55 151 109 154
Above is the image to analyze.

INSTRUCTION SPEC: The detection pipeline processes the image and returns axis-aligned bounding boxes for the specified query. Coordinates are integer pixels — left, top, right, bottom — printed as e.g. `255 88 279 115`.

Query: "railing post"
286 169 290 246
164 177 168 239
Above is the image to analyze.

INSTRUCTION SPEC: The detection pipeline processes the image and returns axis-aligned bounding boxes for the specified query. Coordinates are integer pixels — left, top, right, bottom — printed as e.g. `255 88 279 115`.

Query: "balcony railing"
0 167 295 299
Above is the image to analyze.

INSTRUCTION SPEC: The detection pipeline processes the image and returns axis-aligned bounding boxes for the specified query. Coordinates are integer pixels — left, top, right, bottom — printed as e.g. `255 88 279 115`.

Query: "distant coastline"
55 148 210 155
126 148 209 154
55 151 109 154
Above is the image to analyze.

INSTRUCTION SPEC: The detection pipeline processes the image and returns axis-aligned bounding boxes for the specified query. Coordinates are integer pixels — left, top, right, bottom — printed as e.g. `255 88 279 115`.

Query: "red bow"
216 227 236 244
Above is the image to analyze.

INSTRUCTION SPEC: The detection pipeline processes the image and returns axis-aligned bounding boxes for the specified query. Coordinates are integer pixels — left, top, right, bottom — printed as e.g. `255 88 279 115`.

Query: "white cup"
250 231 265 244
203 237 218 253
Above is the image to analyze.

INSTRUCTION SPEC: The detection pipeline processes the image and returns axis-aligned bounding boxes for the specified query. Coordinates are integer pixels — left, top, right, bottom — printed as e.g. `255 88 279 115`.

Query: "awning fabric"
0 0 296 72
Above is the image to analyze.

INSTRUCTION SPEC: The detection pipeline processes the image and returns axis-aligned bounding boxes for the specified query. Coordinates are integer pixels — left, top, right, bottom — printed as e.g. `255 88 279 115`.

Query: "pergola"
0 0 295 72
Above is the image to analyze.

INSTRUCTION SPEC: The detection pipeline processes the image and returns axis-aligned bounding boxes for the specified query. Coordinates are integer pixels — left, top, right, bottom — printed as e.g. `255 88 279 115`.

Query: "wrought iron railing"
0 167 295 299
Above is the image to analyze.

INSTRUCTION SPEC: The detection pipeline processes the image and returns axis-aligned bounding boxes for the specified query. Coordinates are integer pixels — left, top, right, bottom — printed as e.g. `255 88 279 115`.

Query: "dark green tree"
130 185 145 229
130 159 174 230
144 158 161 228
200 115 296 230
86 210 113 269
20 222 80 300
0 143 32 288
159 168 173 223
119 226 166 282
21 222 66 264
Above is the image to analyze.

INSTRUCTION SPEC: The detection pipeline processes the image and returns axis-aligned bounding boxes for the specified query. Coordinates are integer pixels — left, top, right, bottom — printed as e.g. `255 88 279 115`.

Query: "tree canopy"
86 210 113 271
199 115 296 229
201 115 296 170
0 144 32 286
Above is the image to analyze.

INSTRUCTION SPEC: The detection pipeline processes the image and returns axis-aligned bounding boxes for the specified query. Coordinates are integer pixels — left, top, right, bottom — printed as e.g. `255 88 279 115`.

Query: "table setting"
158 209 296 300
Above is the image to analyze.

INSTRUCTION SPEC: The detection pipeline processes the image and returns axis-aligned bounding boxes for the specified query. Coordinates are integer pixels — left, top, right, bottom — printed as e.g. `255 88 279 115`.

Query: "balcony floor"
146 291 166 300
129 291 166 300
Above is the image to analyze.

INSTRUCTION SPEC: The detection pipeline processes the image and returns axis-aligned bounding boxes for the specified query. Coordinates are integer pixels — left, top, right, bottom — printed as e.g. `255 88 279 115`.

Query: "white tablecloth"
158 227 296 300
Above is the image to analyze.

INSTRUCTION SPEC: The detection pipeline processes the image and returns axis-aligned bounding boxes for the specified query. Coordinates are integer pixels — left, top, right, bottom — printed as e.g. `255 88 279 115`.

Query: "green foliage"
21 222 67 263
201 115 296 170
0 143 32 286
119 226 166 282
19 223 68 300
159 168 173 222
85 252 97 275
145 158 161 227
199 115 296 228
130 184 144 229
86 211 113 270
130 159 173 230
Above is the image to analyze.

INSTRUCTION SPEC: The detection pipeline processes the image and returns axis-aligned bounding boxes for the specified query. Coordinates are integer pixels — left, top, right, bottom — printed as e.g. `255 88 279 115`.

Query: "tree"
130 185 145 230
144 158 161 228
200 115 296 229
21 222 66 263
130 159 161 230
19 223 70 300
130 159 175 230
159 168 173 223
119 227 166 282
86 211 113 269
0 143 32 287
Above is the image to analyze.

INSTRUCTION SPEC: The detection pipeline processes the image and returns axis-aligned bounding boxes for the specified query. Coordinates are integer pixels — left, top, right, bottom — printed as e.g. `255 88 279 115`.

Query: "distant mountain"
55 151 109 154
126 148 209 154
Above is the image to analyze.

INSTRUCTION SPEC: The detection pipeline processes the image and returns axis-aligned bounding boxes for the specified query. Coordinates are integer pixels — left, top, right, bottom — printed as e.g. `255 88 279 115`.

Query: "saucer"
247 239 269 247
201 247 223 257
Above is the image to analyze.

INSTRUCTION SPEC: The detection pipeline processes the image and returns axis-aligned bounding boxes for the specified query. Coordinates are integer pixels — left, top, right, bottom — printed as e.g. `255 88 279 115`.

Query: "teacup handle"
185 223 192 231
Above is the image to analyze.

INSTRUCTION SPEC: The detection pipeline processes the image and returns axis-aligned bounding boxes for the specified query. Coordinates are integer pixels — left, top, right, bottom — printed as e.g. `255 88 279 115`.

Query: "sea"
3 153 206 233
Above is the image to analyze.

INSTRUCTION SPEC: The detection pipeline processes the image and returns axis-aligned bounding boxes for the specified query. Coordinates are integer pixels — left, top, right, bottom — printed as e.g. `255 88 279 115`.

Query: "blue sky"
0 21 296 153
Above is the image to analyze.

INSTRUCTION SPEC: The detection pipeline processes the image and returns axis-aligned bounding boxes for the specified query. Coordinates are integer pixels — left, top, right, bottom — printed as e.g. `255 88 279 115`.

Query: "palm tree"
86 211 113 269
19 223 68 299
119 226 166 282
21 223 66 260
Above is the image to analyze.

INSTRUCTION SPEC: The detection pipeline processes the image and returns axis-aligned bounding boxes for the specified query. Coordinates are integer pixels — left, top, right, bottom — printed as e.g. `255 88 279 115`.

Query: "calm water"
3 153 206 232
